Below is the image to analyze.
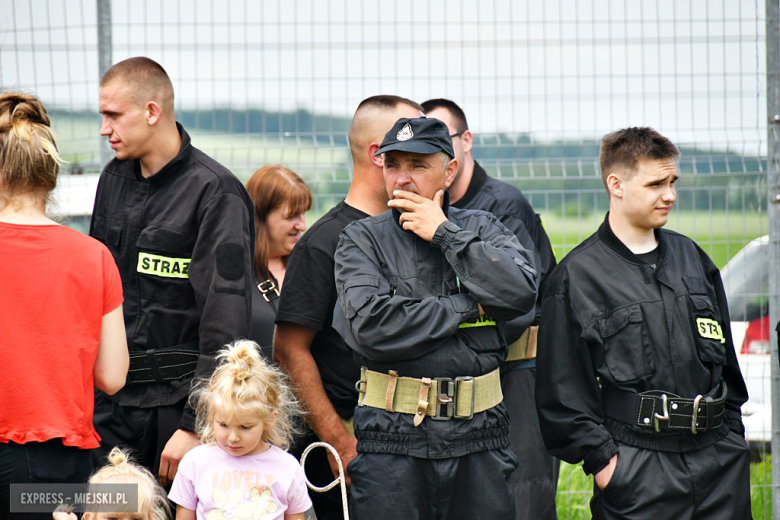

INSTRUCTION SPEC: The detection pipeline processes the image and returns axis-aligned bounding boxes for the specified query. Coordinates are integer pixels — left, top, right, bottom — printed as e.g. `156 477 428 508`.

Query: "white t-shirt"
169 444 312 520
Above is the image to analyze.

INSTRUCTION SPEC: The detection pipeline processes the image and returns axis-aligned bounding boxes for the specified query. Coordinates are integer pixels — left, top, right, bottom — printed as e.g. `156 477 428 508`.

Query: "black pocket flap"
690 295 715 312
91 214 123 247
343 275 380 290
599 305 643 338
341 275 380 319
137 225 195 254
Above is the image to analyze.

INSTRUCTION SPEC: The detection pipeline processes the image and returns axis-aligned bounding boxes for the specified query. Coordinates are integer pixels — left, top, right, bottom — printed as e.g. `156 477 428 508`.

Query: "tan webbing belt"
355 367 503 426
506 326 538 362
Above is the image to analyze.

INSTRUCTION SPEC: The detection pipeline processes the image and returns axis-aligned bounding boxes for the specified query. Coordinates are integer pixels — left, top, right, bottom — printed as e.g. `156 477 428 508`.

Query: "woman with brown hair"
245 165 312 361
0 92 129 518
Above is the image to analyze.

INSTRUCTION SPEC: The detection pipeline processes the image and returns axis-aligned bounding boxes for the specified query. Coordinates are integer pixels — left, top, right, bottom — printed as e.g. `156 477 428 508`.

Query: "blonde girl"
52 447 169 520
169 340 311 520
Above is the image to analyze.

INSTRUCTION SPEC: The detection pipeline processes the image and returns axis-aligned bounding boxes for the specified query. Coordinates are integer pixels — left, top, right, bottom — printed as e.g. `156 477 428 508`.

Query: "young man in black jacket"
333 117 538 519
90 57 254 487
535 127 751 519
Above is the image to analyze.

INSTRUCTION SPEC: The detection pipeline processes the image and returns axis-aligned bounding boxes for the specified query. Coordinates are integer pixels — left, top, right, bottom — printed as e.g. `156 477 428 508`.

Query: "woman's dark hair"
245 165 312 281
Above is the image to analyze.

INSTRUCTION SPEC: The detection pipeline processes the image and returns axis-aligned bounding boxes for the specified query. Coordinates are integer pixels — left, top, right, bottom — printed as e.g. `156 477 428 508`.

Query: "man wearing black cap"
332 117 539 519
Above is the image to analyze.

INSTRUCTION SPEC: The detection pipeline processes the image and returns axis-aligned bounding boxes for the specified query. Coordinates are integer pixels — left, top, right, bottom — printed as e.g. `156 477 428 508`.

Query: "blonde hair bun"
105 446 130 466
0 91 62 199
194 340 302 451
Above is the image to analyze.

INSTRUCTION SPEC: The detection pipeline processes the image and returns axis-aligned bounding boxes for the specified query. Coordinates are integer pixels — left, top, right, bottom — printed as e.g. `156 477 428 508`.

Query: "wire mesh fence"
0 0 772 517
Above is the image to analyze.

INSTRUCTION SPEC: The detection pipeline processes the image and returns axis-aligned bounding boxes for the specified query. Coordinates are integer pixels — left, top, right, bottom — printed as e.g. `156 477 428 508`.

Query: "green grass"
539 210 767 269
751 455 772 520
556 457 772 519
556 462 593 520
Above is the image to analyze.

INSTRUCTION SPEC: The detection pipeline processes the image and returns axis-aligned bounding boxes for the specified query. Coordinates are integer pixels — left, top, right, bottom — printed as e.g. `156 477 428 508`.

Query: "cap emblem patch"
397 123 414 141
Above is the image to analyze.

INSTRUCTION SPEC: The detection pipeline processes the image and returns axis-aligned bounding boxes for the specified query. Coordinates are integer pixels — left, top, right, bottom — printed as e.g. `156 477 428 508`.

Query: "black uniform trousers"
591 429 752 520
503 366 559 519
348 448 518 520
91 391 185 479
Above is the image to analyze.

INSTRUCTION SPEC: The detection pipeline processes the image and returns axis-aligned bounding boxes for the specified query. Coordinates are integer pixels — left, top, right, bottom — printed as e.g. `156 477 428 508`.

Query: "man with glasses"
422 99 559 519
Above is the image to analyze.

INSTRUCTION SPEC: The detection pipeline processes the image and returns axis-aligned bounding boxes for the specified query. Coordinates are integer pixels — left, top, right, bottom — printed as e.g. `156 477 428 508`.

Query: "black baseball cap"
374 117 455 159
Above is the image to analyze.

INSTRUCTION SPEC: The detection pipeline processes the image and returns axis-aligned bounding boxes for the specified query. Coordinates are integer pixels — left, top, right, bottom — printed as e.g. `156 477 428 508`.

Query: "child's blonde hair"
86 447 169 520
194 340 301 450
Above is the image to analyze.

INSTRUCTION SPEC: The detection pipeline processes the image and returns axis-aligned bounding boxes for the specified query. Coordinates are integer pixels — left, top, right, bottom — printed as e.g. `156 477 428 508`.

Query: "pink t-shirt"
169 444 312 520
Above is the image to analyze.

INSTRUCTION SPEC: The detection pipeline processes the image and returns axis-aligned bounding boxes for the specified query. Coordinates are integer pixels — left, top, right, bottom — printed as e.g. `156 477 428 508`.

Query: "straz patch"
137 253 191 279
459 314 497 329
696 317 725 344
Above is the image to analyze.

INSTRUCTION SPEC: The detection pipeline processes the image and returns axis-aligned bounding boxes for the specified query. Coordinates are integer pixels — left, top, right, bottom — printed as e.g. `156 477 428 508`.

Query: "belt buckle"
433 378 454 421
454 376 475 420
653 393 670 432
691 394 703 434
257 280 280 302
355 373 367 407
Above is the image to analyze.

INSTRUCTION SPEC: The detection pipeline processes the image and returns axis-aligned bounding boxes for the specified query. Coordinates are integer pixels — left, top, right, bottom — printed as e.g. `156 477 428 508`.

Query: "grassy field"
539 209 767 269
301 207 767 270
556 457 772 519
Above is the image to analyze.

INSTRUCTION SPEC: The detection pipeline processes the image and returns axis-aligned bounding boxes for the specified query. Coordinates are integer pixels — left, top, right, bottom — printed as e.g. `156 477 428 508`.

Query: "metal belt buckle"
257 280 280 302
355 375 367 407
653 393 670 432
433 378 454 420
453 376 475 420
691 394 703 434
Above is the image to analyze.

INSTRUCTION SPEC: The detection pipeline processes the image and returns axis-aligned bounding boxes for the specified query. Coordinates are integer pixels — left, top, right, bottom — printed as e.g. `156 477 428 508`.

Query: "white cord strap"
300 442 349 520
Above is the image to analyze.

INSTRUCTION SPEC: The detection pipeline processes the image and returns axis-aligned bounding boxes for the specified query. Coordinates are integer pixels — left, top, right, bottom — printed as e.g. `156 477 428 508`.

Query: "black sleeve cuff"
431 221 461 251
177 407 197 433
583 439 619 476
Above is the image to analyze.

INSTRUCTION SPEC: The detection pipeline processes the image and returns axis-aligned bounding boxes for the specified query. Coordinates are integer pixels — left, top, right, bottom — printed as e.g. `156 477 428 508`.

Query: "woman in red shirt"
0 92 129 519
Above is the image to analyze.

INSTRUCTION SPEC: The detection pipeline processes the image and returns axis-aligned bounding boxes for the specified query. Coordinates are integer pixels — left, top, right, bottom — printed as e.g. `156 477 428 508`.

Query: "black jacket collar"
391 190 451 233
451 161 488 209
138 122 193 185
597 212 667 265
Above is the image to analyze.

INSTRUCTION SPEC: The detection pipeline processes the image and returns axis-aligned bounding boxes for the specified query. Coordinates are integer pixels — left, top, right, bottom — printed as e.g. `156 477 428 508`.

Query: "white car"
722 235 770 451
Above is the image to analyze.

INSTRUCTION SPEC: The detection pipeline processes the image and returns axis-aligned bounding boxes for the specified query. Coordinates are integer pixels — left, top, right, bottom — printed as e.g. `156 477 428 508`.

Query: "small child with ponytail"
169 340 311 520
53 447 169 520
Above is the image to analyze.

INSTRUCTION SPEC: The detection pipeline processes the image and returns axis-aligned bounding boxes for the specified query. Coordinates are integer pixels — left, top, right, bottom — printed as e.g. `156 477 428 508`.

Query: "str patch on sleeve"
215 243 245 280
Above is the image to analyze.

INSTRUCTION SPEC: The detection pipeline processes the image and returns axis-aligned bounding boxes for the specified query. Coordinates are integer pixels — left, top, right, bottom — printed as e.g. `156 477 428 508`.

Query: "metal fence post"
768 1 780 518
97 0 112 167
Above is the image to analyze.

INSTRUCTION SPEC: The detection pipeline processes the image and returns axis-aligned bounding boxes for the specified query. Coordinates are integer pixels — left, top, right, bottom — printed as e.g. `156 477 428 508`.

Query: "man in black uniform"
273 96 422 519
90 57 254 486
535 127 751 519
422 98 559 519
333 117 538 519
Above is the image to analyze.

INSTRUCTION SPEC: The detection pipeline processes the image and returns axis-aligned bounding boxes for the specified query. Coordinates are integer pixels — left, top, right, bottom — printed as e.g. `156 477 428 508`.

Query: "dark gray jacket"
90 124 254 431
333 195 538 458
452 161 557 345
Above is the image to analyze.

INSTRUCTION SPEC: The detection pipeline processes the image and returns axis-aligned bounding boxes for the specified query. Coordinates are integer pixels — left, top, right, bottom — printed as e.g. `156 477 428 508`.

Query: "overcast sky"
0 0 768 152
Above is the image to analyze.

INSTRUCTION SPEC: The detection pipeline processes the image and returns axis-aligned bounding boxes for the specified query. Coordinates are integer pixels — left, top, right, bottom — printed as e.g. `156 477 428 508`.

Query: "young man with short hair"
535 127 751 519
91 57 254 487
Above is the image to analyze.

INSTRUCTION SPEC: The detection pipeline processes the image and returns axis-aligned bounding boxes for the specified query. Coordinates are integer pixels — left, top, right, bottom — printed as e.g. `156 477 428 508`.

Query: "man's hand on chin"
388 189 447 241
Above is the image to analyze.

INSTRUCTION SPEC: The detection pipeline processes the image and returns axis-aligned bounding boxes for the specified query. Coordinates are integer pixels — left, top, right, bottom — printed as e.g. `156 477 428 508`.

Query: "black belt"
127 340 199 384
603 381 727 434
